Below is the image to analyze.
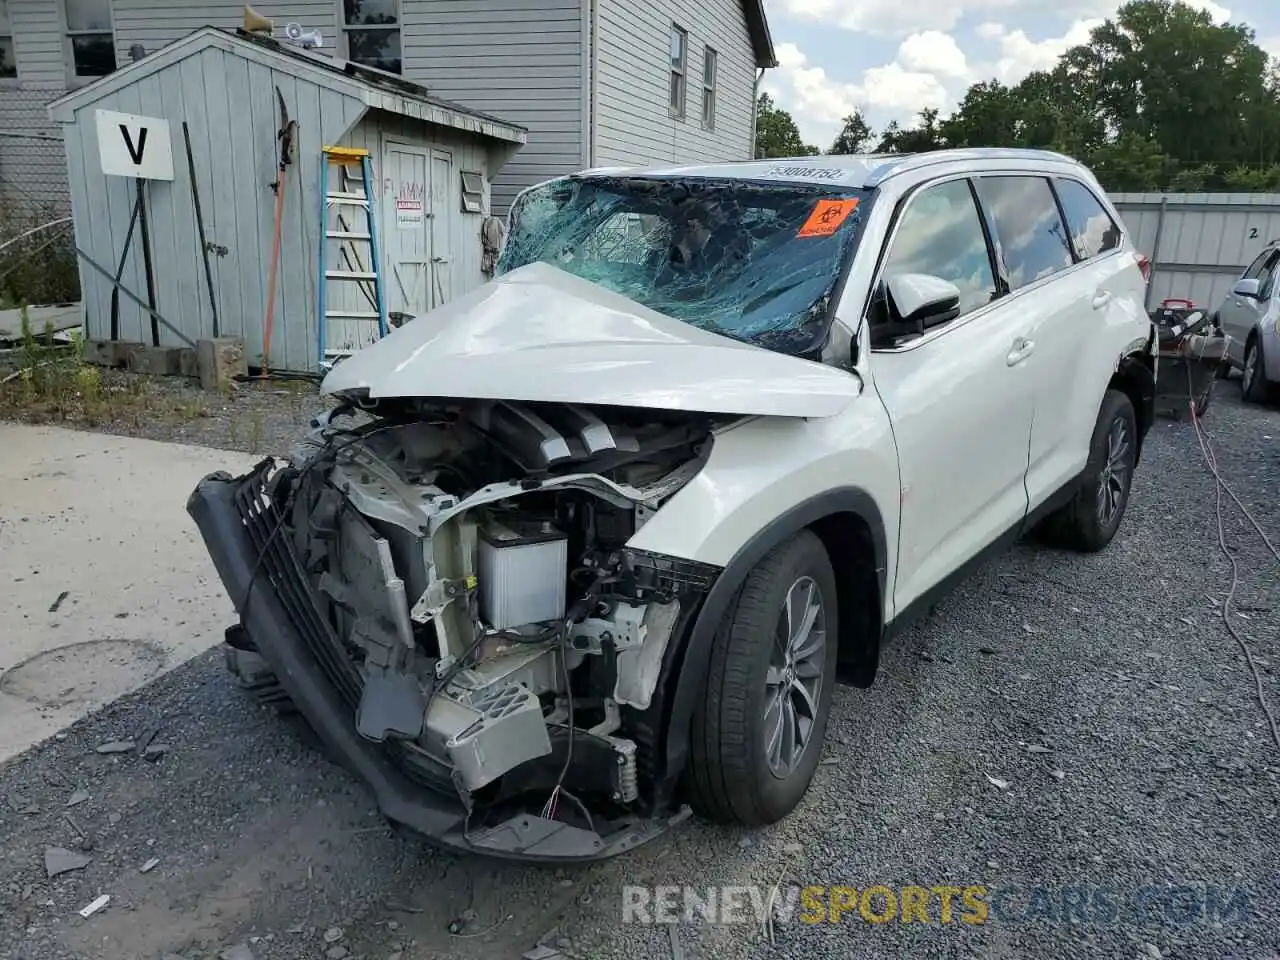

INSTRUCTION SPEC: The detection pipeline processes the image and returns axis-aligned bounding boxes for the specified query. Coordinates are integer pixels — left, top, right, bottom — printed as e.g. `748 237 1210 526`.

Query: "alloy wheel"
1096 416 1132 526
763 575 827 778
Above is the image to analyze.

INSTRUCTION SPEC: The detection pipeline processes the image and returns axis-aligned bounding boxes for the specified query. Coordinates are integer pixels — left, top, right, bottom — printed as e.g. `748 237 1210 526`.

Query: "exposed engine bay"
255 394 726 840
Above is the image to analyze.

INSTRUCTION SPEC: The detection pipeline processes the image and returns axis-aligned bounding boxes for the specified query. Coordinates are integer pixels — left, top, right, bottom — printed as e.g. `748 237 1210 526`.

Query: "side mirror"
881 274 962 341
1233 277 1262 299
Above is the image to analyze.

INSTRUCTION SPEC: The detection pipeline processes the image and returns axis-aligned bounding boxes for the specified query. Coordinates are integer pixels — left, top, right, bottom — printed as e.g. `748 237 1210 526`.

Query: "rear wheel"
687 530 839 826
1040 389 1137 553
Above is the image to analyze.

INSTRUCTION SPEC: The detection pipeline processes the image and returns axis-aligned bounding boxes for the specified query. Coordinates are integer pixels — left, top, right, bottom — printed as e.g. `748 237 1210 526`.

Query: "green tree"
754 93 819 159
828 111 874 154
875 108 946 153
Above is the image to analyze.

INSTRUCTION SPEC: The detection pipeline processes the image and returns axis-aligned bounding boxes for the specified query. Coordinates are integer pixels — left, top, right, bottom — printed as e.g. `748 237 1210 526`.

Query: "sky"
759 0 1280 151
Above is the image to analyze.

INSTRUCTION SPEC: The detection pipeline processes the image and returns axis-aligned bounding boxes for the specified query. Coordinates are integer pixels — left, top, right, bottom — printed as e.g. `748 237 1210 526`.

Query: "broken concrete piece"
78 894 110 918
66 789 89 808
45 846 92 878
95 740 136 754
123 344 184 377
197 337 248 391
143 744 170 762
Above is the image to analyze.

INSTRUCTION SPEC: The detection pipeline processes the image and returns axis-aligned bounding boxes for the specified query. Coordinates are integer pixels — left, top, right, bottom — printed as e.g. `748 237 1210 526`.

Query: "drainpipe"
749 67 765 159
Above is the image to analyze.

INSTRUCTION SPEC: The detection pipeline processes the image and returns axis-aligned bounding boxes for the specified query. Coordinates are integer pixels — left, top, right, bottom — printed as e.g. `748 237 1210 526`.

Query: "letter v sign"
120 125 148 165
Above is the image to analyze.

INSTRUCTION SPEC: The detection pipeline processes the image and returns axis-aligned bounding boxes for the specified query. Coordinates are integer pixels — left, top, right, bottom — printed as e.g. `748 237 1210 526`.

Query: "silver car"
1215 239 1280 403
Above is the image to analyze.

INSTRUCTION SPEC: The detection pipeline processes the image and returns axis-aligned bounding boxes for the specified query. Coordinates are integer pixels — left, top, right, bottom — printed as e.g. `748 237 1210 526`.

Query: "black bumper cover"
186 461 676 863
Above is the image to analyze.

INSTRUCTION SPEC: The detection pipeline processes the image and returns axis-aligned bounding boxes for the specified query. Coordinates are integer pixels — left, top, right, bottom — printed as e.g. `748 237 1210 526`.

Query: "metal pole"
109 193 143 342
74 245 194 348
134 177 160 346
1144 195 1168 312
182 121 220 339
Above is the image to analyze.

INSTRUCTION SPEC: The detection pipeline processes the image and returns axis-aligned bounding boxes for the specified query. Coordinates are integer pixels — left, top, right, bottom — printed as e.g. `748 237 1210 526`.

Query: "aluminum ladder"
317 145 388 369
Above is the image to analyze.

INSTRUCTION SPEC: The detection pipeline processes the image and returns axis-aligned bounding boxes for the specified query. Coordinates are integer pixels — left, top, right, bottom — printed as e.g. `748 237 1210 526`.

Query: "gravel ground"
0 387 1277 960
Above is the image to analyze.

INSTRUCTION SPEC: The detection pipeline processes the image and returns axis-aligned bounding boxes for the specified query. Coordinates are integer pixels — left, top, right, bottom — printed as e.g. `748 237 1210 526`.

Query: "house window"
701 47 718 129
65 0 115 78
342 0 401 74
0 0 16 80
668 25 687 118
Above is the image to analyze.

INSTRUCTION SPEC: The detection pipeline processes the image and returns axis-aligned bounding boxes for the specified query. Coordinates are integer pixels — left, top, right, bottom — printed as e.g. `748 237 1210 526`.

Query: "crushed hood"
320 262 860 418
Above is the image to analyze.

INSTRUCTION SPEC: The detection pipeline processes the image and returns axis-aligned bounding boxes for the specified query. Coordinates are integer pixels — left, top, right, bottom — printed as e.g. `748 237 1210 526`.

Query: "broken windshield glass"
497 176 870 354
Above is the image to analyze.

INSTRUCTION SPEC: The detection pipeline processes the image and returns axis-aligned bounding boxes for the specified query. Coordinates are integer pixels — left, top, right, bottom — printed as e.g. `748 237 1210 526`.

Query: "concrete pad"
0 424 259 762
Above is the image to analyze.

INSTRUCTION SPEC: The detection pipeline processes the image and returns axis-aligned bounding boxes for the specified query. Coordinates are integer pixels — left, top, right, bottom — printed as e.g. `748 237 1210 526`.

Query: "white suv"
190 148 1157 862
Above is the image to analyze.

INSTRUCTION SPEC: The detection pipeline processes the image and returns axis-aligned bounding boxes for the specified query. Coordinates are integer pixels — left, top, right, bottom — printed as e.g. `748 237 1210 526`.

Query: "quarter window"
65 0 115 79
1054 179 1122 260
0 0 16 80
342 0 400 74
869 178 998 341
974 176 1075 290
669 25 687 118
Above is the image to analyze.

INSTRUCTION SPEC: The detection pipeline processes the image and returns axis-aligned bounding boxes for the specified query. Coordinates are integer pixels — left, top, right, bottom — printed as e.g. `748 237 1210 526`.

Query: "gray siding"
110 1 339 63
0 0 71 219
1112 192 1280 309
592 0 755 167
401 0 585 212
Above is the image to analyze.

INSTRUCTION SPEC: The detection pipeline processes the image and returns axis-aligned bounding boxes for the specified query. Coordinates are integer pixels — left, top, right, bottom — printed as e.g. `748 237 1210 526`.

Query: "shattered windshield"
496 176 870 354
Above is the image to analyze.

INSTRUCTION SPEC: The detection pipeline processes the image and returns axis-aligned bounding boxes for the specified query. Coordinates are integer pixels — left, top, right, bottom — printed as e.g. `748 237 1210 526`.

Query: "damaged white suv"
190 148 1157 861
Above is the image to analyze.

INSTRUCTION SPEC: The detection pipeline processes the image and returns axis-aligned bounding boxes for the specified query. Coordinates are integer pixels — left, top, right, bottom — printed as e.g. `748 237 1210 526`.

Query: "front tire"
1041 388 1138 553
1241 337 1275 404
687 530 839 826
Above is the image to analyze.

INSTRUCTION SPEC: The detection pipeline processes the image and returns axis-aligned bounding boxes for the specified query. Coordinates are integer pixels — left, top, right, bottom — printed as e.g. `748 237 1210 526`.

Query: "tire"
1241 336 1276 404
687 529 840 826
1040 389 1138 553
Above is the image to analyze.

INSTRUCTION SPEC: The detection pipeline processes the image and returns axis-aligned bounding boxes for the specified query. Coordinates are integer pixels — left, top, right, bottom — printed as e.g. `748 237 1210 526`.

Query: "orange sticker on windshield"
797 198 859 238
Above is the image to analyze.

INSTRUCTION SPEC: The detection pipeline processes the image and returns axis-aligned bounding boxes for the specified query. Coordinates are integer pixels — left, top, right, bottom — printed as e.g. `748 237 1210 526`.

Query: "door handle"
1007 337 1035 366
1091 290 1112 310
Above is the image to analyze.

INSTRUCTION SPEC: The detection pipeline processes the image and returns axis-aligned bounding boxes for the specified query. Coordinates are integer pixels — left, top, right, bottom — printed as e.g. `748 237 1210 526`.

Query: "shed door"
430 150 453 308
382 143 431 325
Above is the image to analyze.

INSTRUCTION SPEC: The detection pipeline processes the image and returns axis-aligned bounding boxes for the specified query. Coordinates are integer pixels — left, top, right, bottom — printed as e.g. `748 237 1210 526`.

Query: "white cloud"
780 0 1230 39
779 0 1019 38
977 19 1101 86
764 42 950 148
898 31 972 79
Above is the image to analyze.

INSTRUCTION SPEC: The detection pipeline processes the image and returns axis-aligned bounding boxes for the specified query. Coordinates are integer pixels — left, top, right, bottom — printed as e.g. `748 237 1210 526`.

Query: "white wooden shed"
47 27 526 373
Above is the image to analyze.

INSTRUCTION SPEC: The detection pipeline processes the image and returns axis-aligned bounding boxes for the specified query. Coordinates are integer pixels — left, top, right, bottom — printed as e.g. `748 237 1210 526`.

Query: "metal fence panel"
1110 192 1280 312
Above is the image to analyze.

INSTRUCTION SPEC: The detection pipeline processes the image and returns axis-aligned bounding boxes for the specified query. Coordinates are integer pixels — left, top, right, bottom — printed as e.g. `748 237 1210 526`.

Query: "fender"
653 487 887 802
1115 346 1156 461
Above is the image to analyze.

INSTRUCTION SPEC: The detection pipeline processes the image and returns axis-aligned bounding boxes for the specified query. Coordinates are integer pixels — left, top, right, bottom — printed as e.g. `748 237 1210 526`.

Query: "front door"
867 177 1035 614
1220 248 1279 366
382 143 431 326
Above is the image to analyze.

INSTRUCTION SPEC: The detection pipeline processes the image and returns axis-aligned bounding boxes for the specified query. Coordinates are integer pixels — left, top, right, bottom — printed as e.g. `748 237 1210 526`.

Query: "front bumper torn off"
186 459 677 863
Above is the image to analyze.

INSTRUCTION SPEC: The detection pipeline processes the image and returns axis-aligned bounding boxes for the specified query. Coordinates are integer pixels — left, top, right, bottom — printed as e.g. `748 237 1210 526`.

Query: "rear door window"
973 176 1075 291
1054 179 1122 260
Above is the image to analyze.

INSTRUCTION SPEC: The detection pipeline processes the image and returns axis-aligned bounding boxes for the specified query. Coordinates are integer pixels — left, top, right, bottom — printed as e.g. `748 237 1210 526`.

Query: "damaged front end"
188 396 725 861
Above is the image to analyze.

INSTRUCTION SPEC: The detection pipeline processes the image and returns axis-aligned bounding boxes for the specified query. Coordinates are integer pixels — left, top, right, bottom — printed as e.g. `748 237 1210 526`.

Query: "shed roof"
48 26 527 146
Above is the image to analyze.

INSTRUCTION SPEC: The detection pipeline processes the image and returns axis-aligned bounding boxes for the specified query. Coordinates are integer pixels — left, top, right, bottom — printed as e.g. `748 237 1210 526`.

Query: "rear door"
868 176 1036 612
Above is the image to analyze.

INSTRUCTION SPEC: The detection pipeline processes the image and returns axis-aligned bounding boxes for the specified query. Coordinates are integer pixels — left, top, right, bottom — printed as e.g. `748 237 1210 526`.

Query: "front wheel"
1241 338 1276 404
1040 388 1138 553
687 529 839 826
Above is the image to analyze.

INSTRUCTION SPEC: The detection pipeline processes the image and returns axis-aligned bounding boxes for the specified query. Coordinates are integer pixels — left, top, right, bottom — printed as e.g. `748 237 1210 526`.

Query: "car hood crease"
320 262 860 418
